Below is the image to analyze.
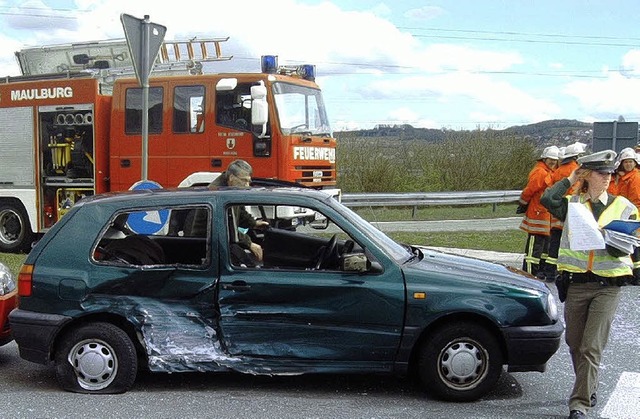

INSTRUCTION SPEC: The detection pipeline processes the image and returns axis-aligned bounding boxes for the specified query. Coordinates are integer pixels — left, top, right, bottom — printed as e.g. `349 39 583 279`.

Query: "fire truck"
0 38 337 253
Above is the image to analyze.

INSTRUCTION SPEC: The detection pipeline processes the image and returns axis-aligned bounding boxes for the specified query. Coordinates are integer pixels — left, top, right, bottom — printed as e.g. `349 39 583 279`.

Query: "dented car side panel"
9 188 561 385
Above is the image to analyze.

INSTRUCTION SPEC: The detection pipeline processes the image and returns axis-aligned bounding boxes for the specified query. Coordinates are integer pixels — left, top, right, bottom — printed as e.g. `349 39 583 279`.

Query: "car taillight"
18 264 34 297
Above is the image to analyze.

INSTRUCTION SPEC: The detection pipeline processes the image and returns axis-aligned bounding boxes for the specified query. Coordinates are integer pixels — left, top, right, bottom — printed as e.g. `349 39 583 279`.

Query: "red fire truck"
0 39 337 253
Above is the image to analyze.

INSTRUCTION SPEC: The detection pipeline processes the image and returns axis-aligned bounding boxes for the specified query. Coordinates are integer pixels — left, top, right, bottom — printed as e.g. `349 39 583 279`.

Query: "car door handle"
222 280 251 291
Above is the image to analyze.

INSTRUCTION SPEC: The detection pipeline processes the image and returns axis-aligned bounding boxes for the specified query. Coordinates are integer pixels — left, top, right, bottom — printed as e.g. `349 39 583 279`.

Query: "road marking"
601 372 640 419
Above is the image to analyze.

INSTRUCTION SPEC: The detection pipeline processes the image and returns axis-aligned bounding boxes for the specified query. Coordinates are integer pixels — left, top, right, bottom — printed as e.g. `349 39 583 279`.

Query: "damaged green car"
9 186 563 401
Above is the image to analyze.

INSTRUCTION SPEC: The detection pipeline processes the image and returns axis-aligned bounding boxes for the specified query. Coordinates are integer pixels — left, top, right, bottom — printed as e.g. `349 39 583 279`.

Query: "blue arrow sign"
126 180 169 234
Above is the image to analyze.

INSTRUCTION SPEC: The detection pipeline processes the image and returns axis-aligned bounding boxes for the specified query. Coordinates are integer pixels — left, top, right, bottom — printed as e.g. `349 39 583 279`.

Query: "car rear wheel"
418 322 503 402
55 322 138 394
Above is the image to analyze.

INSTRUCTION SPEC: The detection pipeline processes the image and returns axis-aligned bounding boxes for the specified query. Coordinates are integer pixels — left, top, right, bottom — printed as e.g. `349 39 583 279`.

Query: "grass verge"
0 253 27 277
387 230 525 253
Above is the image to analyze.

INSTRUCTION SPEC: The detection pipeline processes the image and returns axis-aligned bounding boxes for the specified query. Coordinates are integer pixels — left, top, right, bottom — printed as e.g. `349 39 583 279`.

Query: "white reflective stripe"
522 217 549 226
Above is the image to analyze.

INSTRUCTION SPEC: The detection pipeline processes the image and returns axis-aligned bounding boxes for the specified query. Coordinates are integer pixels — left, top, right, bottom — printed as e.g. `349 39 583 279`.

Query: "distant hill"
334 119 594 149
501 119 592 147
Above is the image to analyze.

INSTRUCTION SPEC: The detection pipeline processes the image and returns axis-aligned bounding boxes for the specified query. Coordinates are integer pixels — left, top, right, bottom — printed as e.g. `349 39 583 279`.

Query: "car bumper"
8 309 71 364
503 320 564 372
0 290 17 346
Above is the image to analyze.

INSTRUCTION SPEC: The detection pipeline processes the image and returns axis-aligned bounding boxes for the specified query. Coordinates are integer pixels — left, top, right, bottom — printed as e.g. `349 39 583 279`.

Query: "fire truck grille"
296 165 336 185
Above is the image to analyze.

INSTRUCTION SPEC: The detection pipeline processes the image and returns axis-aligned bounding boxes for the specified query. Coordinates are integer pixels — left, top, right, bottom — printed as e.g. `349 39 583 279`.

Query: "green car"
9 186 562 401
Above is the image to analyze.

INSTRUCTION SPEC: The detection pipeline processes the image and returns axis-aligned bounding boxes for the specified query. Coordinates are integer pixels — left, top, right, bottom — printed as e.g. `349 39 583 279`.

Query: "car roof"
75 186 332 208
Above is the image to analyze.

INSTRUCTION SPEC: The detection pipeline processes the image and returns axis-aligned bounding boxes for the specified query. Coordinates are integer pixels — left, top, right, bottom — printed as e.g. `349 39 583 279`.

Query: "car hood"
409 247 548 293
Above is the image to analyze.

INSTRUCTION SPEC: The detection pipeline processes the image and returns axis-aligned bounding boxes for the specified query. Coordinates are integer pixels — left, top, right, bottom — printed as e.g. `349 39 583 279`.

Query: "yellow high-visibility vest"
558 194 638 277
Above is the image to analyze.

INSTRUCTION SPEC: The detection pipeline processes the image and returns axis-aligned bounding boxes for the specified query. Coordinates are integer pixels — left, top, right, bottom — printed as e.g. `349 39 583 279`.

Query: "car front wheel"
418 322 503 402
55 322 138 394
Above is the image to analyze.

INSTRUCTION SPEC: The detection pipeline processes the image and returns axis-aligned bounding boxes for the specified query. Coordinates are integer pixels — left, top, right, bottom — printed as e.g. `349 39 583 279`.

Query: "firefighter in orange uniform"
546 142 587 281
517 146 560 278
608 147 640 276
608 147 640 208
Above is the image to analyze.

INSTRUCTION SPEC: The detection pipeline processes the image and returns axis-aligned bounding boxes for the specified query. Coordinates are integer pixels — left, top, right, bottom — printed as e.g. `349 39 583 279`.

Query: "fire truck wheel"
0 202 34 253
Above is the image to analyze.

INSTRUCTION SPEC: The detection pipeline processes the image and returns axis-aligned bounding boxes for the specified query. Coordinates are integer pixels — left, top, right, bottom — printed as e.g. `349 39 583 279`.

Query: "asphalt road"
3 217 639 418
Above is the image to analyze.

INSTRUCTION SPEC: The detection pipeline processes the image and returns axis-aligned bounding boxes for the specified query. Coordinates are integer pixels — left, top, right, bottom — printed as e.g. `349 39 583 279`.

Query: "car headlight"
0 263 16 296
546 292 559 321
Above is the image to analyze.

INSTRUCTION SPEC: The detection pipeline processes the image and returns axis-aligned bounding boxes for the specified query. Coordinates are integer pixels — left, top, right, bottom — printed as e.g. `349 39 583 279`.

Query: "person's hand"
516 204 528 214
568 167 587 184
249 242 263 261
255 220 269 229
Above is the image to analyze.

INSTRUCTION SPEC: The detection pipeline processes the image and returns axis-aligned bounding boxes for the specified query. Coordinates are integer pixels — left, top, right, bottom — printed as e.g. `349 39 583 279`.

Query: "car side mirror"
309 218 329 230
342 253 371 272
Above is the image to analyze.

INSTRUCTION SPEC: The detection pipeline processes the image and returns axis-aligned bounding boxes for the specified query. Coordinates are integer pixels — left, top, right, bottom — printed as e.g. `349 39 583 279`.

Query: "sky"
2 0 640 131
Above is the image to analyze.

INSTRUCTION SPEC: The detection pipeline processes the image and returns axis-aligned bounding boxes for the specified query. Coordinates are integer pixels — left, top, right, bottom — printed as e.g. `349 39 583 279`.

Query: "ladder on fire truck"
6 37 233 89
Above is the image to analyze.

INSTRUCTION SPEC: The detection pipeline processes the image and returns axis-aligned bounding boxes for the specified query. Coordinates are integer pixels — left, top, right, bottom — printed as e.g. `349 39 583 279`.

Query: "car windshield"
326 199 414 262
272 82 332 136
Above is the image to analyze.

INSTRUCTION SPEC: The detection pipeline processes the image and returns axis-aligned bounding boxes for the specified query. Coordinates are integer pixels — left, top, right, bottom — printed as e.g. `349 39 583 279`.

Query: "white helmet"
558 147 566 160
617 147 636 163
540 146 560 160
563 142 587 158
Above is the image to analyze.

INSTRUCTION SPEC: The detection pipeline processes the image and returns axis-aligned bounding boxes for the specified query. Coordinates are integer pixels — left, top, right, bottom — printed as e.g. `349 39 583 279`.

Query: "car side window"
226 203 363 271
93 206 210 267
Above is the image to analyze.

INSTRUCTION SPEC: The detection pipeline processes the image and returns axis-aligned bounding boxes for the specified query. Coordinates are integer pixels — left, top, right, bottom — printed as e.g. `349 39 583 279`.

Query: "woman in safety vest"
541 149 638 419
546 142 588 282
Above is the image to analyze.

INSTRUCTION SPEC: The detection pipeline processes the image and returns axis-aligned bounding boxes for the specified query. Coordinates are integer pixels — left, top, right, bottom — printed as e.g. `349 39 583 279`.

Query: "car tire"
55 322 138 394
0 201 34 253
418 322 503 402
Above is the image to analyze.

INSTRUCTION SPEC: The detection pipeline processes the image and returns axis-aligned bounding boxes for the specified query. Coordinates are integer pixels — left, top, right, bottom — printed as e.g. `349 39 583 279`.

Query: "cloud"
561 49 640 120
364 72 560 124
621 49 640 77
404 6 445 21
388 107 419 122
413 44 523 73
564 70 640 117
369 3 392 17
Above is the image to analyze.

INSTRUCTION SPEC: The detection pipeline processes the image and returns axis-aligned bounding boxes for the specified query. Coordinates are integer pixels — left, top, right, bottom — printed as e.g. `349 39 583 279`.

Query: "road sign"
593 121 638 153
126 180 169 234
120 13 167 181
120 13 166 86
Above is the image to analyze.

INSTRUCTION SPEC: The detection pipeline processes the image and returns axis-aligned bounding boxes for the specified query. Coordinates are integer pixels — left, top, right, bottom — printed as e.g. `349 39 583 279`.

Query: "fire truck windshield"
272 82 332 136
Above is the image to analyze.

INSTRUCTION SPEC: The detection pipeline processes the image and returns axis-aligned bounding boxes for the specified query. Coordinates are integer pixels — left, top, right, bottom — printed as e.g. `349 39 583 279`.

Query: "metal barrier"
341 190 521 213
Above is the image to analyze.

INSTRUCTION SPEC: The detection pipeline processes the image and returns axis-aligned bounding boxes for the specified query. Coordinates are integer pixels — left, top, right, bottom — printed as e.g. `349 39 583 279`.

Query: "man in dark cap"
541 149 638 419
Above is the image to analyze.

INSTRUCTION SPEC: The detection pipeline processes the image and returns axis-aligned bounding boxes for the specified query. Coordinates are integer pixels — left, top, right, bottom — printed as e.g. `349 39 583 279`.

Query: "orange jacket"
608 169 640 208
519 161 554 236
549 159 579 229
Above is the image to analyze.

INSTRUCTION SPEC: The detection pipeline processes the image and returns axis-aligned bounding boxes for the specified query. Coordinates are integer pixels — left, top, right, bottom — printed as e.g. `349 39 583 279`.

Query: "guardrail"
341 190 521 215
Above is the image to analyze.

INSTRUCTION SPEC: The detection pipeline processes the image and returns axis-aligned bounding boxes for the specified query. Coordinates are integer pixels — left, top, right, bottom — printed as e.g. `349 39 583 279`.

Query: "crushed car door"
216 202 406 366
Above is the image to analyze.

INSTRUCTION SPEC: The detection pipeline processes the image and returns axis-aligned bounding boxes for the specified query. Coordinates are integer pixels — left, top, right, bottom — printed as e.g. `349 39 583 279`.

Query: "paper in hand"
567 202 606 251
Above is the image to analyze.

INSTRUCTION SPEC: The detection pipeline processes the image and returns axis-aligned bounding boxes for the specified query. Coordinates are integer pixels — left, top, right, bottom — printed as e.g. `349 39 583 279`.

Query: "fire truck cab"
0 39 337 253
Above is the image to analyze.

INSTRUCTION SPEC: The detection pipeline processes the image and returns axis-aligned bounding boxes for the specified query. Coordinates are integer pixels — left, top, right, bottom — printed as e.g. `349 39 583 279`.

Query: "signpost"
120 14 167 181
